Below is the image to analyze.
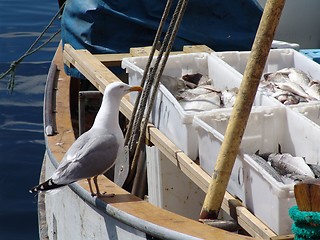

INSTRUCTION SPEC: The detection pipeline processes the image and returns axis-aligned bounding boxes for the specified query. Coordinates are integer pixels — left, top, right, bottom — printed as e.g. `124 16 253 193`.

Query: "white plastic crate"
193 106 320 235
290 102 320 127
214 48 320 105
122 53 275 160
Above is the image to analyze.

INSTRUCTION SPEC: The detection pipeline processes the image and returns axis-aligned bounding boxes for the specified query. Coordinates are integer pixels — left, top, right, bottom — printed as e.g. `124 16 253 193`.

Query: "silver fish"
280 174 314 184
286 174 315 182
179 91 221 111
262 68 319 104
198 75 213 86
308 164 320 178
268 153 315 178
251 153 284 183
283 95 306 105
271 89 303 105
285 67 312 90
161 75 186 96
306 83 320 100
177 85 219 99
280 176 296 185
221 88 238 108
274 81 310 99
263 71 289 83
182 73 213 87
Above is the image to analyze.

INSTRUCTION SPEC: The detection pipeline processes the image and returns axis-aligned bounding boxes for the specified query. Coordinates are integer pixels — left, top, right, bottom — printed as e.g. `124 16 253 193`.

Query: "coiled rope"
124 0 189 190
289 206 320 240
0 2 65 92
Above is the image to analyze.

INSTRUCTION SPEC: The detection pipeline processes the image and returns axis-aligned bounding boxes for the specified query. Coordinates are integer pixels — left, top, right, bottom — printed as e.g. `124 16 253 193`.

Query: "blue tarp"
61 0 263 78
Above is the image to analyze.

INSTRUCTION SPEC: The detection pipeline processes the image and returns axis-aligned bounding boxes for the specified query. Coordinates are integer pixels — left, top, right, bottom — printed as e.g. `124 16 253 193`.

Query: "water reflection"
0 1 60 239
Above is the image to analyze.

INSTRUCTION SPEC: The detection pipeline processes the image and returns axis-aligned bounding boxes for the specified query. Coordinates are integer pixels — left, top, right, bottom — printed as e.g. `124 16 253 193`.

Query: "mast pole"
200 0 286 220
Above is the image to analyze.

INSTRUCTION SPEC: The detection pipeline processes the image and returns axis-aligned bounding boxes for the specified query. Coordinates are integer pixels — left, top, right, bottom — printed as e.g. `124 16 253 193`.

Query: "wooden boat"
36 0 307 238
37 40 299 239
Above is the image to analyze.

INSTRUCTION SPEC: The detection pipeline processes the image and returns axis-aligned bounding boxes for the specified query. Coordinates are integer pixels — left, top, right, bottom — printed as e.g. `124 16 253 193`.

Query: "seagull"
29 82 142 197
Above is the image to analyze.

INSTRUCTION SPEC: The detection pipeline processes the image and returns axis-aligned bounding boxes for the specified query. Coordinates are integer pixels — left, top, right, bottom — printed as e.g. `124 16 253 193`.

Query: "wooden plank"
294 179 320 211
63 44 279 239
63 44 134 119
66 44 212 70
130 46 157 56
183 45 214 53
236 207 276 239
270 235 294 240
94 53 132 67
129 46 183 56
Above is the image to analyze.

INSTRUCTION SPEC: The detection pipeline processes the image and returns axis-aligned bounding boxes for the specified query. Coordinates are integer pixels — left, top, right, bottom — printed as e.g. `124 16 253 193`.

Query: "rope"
124 0 189 188
0 2 65 92
124 0 173 147
289 206 320 240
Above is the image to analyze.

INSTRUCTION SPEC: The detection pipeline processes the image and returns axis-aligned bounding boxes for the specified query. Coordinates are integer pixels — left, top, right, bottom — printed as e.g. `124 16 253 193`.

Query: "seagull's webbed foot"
96 192 115 198
92 176 115 198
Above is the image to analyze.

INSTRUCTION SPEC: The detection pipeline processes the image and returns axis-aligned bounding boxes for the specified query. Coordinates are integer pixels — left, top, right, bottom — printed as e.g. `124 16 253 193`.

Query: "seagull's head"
104 82 142 100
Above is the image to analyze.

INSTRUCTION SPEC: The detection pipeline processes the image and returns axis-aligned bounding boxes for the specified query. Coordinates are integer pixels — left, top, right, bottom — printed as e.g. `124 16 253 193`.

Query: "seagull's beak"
128 86 143 92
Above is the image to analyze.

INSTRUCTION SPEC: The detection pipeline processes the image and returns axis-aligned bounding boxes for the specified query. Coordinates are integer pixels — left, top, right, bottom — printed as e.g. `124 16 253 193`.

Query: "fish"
179 90 222 111
308 164 320 178
162 73 237 111
273 93 301 105
283 95 306 105
268 153 315 178
198 75 213 86
261 67 319 104
285 68 312 90
161 75 186 96
306 83 320 100
182 73 213 86
280 176 296 185
263 71 289 83
182 73 203 85
177 85 220 99
271 89 308 104
286 174 315 182
251 153 284 183
280 174 314 184
274 81 310 99
221 88 238 107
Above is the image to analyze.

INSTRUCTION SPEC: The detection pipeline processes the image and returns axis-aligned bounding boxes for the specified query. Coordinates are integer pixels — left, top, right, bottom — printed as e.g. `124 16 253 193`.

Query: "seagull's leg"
93 176 114 198
87 178 96 196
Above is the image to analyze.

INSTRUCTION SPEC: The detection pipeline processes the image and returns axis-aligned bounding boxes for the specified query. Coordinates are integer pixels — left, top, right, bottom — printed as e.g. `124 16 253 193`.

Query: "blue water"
0 1 60 239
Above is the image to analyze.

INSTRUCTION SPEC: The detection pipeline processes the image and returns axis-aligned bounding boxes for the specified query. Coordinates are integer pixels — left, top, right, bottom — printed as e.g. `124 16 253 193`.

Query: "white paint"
44 156 146 240
146 146 206 221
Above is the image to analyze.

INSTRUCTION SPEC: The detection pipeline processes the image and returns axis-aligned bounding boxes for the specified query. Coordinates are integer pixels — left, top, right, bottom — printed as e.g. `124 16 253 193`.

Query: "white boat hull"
40 153 147 240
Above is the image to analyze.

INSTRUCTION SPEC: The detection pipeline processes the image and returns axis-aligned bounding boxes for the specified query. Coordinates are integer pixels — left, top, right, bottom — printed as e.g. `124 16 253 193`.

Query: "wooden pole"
199 0 286 220
294 179 320 212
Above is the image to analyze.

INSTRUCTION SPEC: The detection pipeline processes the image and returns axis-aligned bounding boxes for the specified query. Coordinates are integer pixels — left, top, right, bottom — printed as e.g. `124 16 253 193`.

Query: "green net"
289 206 320 240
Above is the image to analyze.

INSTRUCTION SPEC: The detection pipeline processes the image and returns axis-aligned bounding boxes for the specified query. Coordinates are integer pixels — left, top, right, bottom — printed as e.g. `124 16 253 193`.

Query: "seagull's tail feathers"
29 178 65 193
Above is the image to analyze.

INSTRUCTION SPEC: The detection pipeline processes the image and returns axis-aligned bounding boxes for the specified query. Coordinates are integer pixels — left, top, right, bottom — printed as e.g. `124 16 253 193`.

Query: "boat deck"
45 42 294 239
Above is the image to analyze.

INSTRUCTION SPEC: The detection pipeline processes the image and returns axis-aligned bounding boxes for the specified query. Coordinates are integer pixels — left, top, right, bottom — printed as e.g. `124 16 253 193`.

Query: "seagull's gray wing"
52 128 119 185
